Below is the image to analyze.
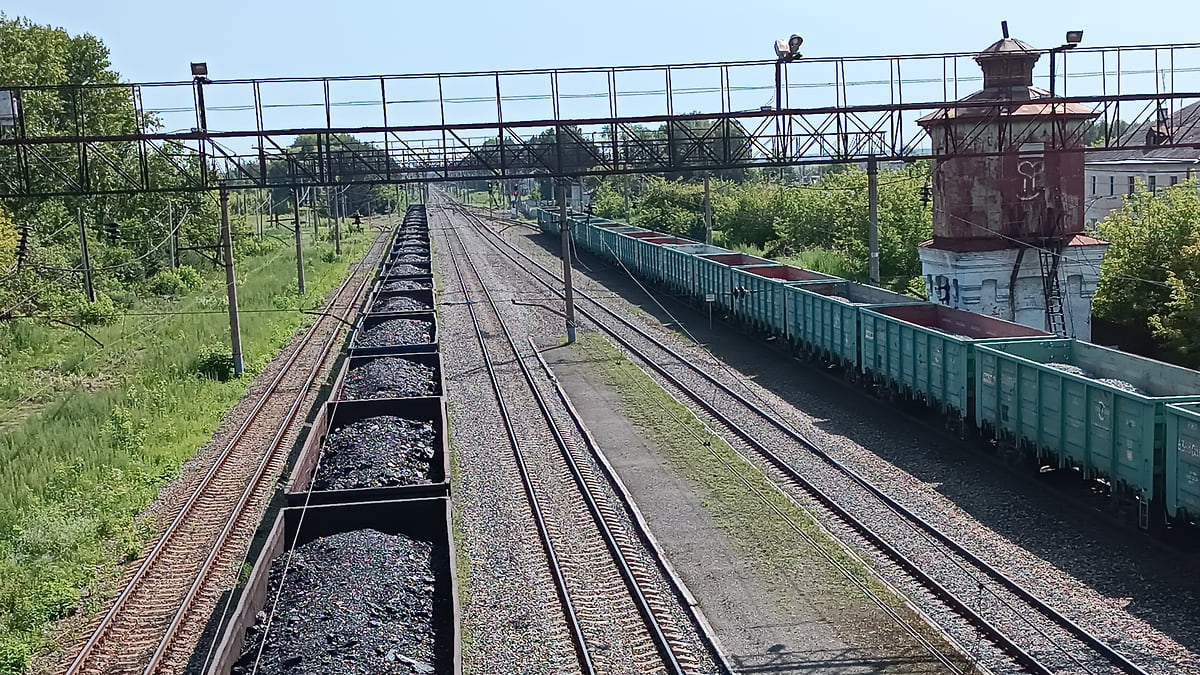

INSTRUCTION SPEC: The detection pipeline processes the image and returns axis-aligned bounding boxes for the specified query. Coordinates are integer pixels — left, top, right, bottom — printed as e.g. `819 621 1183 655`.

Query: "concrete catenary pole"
334 182 343 255
559 184 577 344
703 172 713 245
293 187 306 295
168 202 177 269
76 207 96 302
867 155 880 285
219 183 245 376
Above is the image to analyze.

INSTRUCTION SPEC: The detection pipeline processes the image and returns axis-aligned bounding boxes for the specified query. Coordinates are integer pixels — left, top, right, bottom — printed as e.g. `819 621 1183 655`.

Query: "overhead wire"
0 232 321 421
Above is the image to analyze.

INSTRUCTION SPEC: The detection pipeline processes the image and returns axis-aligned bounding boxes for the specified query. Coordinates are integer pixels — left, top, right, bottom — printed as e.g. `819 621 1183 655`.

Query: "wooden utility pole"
867 155 880 285
559 184 577 344
293 188 306 295
219 184 245 377
76 208 96 302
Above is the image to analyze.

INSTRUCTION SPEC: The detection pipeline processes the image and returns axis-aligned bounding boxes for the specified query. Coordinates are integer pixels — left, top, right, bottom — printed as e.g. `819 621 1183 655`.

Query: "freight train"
536 209 1200 532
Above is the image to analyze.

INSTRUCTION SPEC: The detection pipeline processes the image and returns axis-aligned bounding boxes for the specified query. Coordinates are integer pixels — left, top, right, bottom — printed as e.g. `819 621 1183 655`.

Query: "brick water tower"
917 25 1107 339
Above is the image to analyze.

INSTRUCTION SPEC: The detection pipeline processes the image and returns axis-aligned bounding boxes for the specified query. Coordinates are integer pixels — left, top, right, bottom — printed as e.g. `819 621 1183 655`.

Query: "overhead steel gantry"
1 41 1199 197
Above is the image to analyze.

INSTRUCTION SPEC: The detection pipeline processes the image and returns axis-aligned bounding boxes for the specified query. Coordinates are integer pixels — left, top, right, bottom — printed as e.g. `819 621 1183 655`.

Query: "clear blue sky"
6 0 1197 156
6 0 1197 82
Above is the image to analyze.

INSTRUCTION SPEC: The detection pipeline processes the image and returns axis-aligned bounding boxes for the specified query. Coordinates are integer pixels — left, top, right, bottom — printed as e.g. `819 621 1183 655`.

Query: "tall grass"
726 242 863 282
0 222 376 673
778 248 863 281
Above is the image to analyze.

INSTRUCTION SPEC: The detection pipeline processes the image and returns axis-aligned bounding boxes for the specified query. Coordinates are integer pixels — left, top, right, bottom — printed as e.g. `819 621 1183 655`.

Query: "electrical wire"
0 237 318 421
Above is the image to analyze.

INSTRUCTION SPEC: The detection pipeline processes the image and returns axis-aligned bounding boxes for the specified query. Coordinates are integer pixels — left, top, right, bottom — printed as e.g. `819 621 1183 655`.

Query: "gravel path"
232 529 449 675
488 214 1200 674
314 416 436 490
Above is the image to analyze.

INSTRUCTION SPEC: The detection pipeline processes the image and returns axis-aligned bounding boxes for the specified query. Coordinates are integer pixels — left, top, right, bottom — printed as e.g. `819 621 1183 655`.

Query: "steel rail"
464 207 1152 675
442 199 691 675
65 227 389 675
438 206 596 675
140 229 388 673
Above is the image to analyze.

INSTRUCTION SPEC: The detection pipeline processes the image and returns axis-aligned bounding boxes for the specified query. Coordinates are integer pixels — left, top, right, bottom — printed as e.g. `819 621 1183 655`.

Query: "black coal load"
389 253 431 265
372 296 432 314
358 318 433 349
386 264 427 277
391 246 429 257
232 529 449 674
314 415 436 489
382 279 431 292
341 357 437 400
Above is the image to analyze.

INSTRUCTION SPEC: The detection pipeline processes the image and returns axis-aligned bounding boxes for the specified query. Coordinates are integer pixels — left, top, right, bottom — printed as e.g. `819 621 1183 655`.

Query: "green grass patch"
0 222 379 674
445 403 473 666
568 331 900 608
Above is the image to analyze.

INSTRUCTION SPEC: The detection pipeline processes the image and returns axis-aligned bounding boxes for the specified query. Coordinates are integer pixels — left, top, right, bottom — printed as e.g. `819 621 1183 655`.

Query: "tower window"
1171 175 1180 186
1149 175 1157 192
1109 176 1115 195
1128 176 1136 194
1091 175 1096 195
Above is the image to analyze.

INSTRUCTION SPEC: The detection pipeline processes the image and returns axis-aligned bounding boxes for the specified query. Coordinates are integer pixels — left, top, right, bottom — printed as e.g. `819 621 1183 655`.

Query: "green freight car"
976 339 1200 528
859 304 1047 422
1164 402 1200 525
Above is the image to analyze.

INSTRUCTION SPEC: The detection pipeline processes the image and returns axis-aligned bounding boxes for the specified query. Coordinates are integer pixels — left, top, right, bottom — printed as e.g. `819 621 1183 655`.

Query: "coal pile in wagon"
389 254 430 265
313 416 437 489
341 357 437 400
372 295 432 314
358 318 433 349
231 529 449 675
382 279 431 292
386 264 428 277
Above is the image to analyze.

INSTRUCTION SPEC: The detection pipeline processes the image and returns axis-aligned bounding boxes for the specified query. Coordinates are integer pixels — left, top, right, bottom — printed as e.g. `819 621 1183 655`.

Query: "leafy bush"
73 292 119 326
147 270 188 296
175 265 204 290
321 250 340 264
193 346 236 381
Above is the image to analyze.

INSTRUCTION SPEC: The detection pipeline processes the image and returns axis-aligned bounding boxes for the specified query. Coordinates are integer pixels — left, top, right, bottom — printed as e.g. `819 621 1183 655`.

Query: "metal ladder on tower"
1038 240 1067 336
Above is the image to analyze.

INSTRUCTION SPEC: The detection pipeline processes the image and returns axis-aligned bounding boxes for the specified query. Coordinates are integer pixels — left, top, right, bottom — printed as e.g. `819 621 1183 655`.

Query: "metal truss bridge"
2 41 1199 196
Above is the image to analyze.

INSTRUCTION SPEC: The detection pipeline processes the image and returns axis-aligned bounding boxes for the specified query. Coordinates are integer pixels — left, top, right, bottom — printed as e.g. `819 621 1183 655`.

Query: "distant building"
1084 101 1200 225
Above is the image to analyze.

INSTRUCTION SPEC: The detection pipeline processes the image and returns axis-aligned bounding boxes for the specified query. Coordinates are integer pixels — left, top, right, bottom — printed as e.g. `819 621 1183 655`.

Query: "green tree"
1094 179 1200 364
0 14 219 324
589 165 932 290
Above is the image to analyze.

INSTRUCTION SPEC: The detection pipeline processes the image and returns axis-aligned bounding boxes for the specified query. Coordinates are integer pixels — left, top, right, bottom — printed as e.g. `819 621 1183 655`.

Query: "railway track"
455 203 1157 675
61 227 390 675
436 200 723 675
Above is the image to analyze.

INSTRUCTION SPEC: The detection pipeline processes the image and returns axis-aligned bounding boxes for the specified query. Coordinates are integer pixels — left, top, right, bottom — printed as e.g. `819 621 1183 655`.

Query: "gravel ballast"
1044 362 1145 394
431 205 723 674
372 296 432 314
358 319 434 349
488 216 1200 673
232 529 448 674
313 416 436 490
340 357 438 400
